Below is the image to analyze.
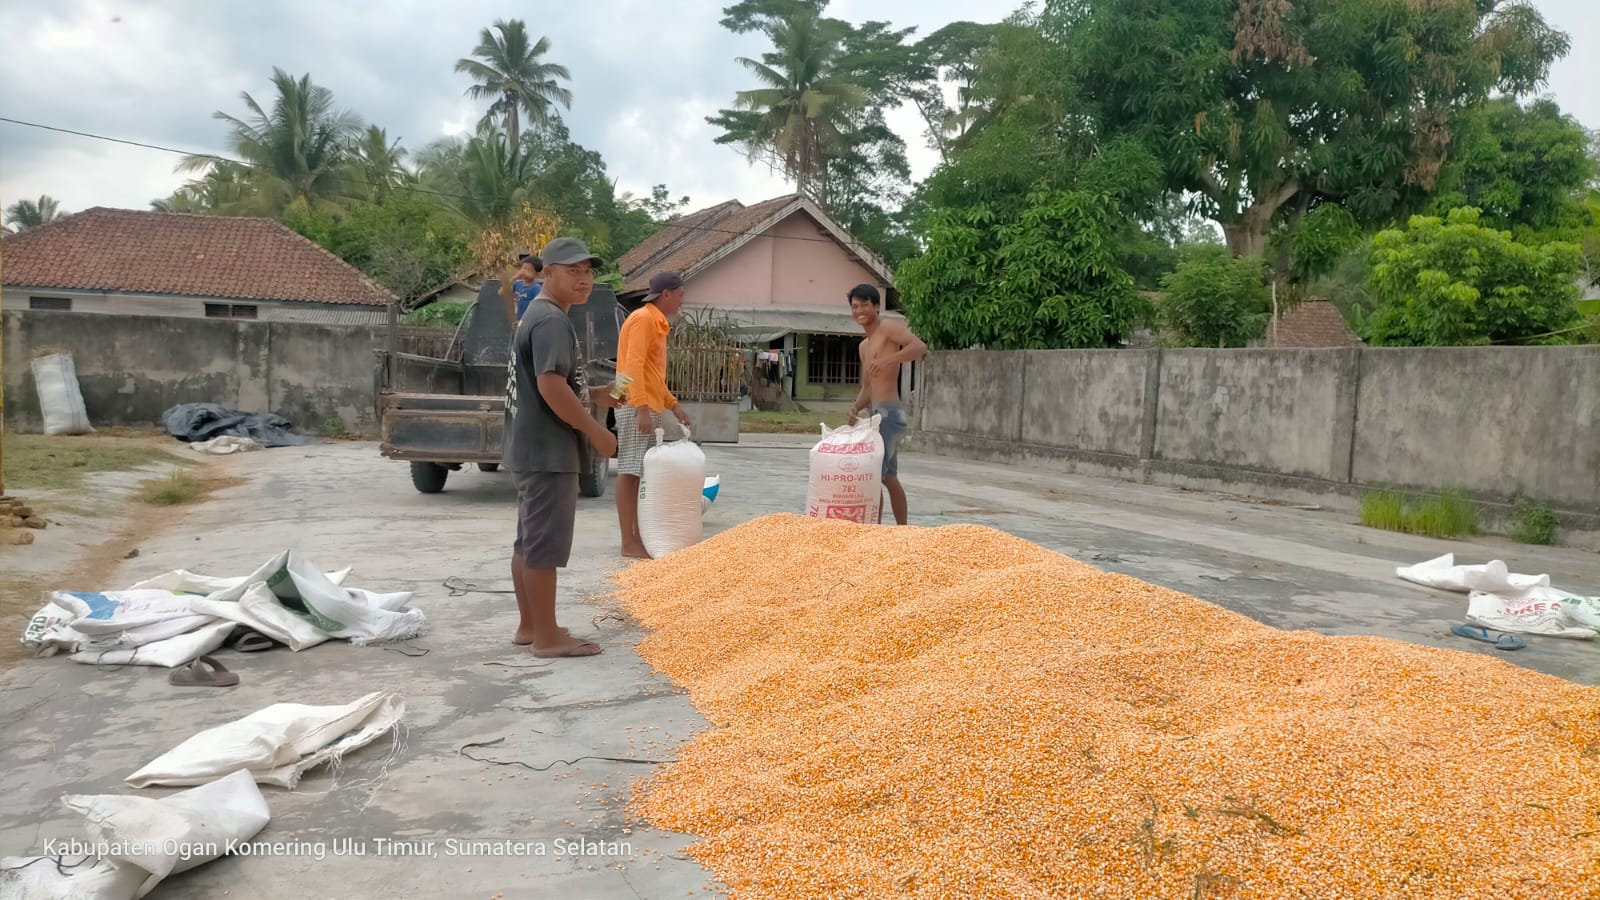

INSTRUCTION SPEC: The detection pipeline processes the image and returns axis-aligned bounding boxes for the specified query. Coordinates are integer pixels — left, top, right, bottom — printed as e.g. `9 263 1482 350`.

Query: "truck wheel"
579 448 607 498
411 462 449 494
477 463 500 473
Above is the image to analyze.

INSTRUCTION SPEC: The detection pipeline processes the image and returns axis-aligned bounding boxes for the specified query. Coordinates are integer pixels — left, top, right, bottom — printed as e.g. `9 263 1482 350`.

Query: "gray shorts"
614 405 684 477
513 470 578 568
873 402 907 479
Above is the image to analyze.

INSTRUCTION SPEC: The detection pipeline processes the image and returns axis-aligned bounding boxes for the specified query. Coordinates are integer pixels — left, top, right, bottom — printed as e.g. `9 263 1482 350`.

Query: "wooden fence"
392 326 461 361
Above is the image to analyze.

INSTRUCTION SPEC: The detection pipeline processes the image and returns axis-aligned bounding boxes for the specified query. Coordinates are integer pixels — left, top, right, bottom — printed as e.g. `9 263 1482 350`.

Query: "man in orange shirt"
614 271 693 558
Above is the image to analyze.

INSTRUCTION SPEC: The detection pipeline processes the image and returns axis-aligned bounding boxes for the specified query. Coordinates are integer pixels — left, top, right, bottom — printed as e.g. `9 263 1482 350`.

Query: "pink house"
616 194 905 404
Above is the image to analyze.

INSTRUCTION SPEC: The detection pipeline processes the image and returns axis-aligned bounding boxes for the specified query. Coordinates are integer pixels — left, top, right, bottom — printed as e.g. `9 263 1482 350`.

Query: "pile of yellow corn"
614 514 1600 899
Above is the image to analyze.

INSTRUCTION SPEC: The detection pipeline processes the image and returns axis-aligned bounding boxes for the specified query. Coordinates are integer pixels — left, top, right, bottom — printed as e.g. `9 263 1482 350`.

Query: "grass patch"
1510 499 1559 545
1359 489 1479 539
2 433 185 492
740 408 850 434
138 468 204 506
317 412 348 439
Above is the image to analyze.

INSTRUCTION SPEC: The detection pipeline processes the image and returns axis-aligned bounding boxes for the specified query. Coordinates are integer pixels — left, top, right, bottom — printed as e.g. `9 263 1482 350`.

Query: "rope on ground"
0 855 95 876
381 641 431 657
459 737 673 771
443 576 516 597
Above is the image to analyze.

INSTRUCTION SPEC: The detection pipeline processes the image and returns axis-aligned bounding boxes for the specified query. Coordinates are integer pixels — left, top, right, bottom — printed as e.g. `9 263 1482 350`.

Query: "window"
28 296 71 311
205 303 258 319
806 334 862 385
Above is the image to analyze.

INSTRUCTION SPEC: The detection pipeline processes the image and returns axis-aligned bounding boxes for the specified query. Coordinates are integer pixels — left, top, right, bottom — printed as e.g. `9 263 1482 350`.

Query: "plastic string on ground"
459 738 673 772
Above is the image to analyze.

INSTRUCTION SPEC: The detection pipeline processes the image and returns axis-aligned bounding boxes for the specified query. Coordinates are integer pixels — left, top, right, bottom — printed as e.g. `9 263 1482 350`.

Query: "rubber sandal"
229 629 276 653
1450 624 1527 651
168 655 241 687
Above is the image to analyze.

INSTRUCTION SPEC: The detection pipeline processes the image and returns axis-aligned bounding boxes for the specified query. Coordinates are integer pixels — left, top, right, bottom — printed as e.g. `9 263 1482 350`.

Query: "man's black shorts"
513 471 579 568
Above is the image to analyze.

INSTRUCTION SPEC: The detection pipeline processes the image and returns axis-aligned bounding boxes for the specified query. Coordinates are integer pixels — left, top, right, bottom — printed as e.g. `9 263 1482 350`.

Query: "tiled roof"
619 195 802 294
1266 300 1364 348
1 207 396 306
615 199 743 276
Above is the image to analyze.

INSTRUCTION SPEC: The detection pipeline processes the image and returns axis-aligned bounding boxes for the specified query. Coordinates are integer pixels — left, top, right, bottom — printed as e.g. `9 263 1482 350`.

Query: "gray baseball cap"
643 271 684 303
541 236 603 268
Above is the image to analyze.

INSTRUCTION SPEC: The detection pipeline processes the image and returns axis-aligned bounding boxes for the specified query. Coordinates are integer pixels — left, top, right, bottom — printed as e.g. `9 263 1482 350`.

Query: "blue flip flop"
1450 624 1527 651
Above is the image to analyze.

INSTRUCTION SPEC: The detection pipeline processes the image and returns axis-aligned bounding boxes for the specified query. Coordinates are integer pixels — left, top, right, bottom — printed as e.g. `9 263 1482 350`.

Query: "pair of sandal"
1450 624 1527 651
167 629 278 687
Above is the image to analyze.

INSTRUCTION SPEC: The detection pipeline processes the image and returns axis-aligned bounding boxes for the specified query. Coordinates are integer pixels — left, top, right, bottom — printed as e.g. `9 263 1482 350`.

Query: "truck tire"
477 463 500 473
579 446 607 498
411 462 449 494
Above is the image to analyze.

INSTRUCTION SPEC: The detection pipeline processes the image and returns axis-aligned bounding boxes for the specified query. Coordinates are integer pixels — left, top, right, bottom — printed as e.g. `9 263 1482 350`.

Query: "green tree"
898 187 1143 351
708 8 865 200
454 19 572 150
1430 97 1595 233
286 192 472 303
1362 207 1582 347
1159 244 1271 348
1054 0 1570 261
907 21 1004 162
4 194 64 232
177 68 364 215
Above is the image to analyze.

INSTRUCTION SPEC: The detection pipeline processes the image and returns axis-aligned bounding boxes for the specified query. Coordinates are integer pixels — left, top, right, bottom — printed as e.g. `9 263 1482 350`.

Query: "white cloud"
4 0 1590 226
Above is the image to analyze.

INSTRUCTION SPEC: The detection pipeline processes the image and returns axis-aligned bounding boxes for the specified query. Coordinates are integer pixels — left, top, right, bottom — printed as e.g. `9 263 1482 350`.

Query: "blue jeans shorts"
872 402 907 479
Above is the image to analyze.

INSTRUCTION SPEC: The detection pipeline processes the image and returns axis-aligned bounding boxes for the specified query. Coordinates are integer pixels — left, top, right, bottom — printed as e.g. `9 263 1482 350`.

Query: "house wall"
688 237 775 307
2 288 384 324
4 308 384 435
768 213 883 309
913 346 1600 544
684 212 889 310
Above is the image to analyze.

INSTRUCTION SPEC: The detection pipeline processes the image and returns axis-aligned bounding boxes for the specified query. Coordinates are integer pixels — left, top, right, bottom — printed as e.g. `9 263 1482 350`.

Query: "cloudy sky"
2 0 1597 221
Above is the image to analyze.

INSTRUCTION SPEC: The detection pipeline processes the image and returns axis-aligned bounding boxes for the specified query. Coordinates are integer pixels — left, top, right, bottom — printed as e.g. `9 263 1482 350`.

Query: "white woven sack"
32 353 93 435
638 427 707 558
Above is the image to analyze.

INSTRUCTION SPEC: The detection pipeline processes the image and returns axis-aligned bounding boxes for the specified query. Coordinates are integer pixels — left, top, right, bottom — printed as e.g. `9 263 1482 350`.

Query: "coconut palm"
4 194 64 232
177 67 363 215
417 125 538 225
152 164 255 213
455 19 573 150
723 11 864 199
350 125 411 200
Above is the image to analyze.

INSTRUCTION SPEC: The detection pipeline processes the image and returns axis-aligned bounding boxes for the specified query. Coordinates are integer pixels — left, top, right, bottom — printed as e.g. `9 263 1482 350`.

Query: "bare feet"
530 635 603 658
514 625 571 646
621 543 651 560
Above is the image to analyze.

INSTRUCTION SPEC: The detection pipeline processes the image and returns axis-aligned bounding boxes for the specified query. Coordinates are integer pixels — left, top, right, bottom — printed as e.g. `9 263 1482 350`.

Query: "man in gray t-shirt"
502 237 618 659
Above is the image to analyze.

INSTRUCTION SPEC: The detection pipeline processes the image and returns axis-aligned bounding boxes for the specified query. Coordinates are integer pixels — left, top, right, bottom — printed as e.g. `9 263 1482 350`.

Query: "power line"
0 114 865 254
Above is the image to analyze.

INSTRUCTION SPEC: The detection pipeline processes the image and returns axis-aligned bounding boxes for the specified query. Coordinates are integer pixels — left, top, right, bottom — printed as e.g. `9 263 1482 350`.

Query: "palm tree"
350 125 411 200
418 125 538 225
455 19 573 149
724 11 864 200
152 164 254 213
4 195 64 232
177 67 363 215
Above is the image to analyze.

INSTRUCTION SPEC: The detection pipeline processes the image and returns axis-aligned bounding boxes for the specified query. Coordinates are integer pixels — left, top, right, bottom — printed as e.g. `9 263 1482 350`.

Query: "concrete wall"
914 345 1600 532
3 309 383 434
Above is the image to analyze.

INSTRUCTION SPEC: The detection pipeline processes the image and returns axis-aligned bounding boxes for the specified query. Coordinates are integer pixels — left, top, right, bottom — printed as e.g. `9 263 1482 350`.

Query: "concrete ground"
2 437 1598 898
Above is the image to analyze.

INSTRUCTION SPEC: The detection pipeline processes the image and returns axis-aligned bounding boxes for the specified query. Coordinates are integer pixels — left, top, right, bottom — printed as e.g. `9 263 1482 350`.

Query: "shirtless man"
845 283 927 526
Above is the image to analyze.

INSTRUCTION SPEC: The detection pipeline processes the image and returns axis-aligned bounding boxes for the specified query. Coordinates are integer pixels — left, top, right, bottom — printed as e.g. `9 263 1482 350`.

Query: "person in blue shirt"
512 254 543 319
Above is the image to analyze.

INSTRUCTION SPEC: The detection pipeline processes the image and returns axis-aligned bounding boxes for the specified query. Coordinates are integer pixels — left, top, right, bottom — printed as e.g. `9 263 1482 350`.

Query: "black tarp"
162 403 316 448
